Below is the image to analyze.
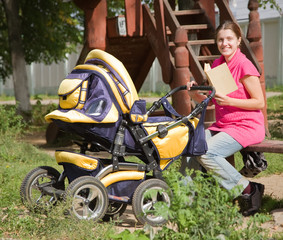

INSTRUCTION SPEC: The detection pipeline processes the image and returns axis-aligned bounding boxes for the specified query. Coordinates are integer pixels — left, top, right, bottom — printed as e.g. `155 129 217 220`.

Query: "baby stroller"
20 49 215 226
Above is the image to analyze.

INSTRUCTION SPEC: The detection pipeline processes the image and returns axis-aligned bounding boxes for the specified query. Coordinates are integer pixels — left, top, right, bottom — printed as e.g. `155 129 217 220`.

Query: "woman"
181 21 265 216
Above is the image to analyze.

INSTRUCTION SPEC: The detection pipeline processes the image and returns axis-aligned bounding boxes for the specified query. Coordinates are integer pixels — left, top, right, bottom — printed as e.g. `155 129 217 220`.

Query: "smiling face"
216 29 241 62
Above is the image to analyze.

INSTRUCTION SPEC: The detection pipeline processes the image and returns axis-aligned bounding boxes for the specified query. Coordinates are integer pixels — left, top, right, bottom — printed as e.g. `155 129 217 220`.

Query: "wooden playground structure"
73 0 267 127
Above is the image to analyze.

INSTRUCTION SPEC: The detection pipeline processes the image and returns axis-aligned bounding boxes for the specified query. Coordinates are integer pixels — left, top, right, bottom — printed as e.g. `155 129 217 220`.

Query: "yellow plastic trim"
45 110 97 123
55 151 98 170
45 105 119 123
142 119 199 159
130 114 148 123
101 171 145 187
58 79 82 95
58 78 88 109
84 49 139 108
159 159 173 170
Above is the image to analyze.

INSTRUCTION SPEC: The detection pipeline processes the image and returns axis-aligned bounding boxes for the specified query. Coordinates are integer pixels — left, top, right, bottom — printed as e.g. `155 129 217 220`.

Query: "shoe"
239 182 264 217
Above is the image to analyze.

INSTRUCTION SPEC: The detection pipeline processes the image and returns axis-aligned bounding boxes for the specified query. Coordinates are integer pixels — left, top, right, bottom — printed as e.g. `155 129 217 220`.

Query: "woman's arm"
214 75 265 110
186 81 209 104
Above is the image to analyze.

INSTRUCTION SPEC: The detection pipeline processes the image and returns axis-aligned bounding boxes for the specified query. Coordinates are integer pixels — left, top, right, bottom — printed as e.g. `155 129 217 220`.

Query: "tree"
258 0 283 14
0 0 83 120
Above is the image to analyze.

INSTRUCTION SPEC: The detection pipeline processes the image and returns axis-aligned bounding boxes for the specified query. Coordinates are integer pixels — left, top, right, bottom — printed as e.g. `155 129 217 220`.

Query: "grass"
0 91 283 239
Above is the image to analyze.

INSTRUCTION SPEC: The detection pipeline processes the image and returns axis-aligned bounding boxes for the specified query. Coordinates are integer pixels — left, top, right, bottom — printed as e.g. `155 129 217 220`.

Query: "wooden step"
188 39 215 45
168 39 215 48
182 24 208 31
173 9 204 16
197 55 221 61
166 24 208 35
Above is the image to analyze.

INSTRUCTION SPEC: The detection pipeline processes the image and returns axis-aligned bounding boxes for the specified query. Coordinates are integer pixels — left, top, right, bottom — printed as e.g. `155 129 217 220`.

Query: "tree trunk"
2 0 31 120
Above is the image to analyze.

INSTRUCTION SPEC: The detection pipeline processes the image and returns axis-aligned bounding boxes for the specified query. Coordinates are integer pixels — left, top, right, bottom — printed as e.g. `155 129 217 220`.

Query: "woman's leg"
198 130 248 192
180 129 214 176
181 130 264 216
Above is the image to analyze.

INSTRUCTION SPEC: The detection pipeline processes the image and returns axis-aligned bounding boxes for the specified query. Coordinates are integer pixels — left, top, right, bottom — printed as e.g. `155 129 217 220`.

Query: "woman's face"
216 29 241 62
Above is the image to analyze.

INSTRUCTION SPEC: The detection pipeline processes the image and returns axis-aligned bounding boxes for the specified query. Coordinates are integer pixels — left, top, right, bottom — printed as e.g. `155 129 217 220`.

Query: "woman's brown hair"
215 20 242 40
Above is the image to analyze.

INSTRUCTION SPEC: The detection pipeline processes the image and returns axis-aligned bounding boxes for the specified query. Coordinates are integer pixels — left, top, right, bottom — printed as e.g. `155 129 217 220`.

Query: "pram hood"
45 49 139 124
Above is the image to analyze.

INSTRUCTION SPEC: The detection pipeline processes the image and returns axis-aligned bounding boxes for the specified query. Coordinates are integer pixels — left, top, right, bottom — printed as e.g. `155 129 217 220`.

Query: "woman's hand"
186 81 198 96
213 76 265 110
214 92 230 106
186 81 207 103
186 81 198 90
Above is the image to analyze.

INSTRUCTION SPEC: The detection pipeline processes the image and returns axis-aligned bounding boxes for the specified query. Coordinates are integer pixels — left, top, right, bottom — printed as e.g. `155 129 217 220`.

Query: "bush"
0 105 26 136
114 170 271 240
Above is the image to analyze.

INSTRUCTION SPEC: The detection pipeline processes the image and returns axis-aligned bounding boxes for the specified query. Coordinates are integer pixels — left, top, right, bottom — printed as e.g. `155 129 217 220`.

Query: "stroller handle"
190 85 215 100
140 85 215 145
146 85 215 116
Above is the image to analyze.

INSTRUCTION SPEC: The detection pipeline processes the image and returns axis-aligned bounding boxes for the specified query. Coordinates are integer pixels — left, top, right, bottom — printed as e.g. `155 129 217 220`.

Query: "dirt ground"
23 130 283 235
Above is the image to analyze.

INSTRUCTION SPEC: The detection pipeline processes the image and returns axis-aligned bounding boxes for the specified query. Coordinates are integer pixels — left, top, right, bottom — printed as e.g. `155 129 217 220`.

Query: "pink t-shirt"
208 48 265 147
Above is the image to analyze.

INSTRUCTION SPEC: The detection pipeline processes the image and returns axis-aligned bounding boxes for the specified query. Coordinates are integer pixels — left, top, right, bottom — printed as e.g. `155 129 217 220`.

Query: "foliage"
0 105 26 136
258 0 283 15
266 94 283 139
114 170 271 240
107 0 153 17
0 127 115 239
0 102 283 239
31 96 57 126
0 0 83 82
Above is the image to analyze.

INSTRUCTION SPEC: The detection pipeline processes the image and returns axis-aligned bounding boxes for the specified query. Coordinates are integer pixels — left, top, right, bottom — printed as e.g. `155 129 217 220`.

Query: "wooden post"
125 0 143 36
74 0 107 64
171 27 191 115
247 0 269 136
198 0 216 28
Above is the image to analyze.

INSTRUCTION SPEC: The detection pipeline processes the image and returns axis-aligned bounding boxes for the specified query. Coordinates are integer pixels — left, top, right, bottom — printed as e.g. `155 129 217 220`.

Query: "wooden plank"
173 9 204 16
182 24 208 30
188 39 215 45
243 140 283 153
134 49 156 92
197 55 221 61
163 0 180 36
186 43 207 84
142 4 173 84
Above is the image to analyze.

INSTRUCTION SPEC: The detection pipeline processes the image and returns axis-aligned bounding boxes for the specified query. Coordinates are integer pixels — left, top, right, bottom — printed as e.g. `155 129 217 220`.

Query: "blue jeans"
180 130 249 195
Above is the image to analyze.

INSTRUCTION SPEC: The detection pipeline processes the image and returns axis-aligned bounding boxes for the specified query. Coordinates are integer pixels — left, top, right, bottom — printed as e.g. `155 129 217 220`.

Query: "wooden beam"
143 4 173 84
134 49 156 92
163 0 180 36
74 0 107 50
125 0 143 36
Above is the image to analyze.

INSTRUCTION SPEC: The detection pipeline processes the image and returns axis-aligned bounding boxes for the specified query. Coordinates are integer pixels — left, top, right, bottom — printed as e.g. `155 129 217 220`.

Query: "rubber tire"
64 176 108 221
103 201 127 221
132 178 171 226
20 166 64 211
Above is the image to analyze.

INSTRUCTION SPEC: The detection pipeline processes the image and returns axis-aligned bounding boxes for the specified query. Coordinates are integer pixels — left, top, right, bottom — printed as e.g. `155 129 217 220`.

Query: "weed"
0 105 26 136
32 96 57 126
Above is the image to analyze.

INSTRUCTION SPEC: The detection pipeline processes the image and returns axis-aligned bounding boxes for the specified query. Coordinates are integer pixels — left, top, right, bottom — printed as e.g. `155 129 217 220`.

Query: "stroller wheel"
132 179 171 226
20 166 65 211
64 176 108 221
103 201 127 221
